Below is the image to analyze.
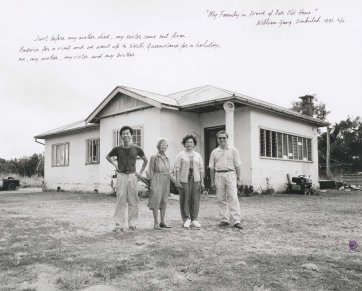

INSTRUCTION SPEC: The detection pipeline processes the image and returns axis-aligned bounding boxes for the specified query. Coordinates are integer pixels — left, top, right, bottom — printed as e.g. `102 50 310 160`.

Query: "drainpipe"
223 101 235 147
35 138 45 145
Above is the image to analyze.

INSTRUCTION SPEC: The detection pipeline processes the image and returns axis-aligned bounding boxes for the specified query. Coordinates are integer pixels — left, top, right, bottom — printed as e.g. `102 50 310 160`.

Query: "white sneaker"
192 220 201 228
184 219 191 228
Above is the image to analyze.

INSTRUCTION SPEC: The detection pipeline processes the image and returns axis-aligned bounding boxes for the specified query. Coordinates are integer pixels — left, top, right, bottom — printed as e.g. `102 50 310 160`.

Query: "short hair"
156 138 168 149
216 130 228 138
182 133 197 146
120 126 133 135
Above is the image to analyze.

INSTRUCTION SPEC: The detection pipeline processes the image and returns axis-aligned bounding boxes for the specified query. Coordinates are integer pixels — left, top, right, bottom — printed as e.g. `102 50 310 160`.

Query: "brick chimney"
299 95 314 116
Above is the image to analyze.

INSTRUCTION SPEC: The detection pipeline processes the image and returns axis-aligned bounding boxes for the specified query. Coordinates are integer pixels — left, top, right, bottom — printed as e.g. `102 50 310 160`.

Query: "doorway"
204 125 225 187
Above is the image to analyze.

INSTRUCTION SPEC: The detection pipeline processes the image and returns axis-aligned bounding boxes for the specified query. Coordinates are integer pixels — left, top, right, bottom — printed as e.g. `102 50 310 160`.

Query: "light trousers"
114 173 139 228
215 171 241 224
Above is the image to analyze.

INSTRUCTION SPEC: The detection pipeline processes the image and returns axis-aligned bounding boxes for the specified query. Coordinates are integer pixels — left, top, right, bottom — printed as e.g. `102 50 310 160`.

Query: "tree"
0 153 44 177
319 116 362 173
290 97 330 122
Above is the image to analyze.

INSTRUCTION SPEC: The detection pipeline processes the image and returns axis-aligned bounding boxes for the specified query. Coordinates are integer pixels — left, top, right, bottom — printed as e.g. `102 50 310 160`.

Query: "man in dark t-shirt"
106 126 148 232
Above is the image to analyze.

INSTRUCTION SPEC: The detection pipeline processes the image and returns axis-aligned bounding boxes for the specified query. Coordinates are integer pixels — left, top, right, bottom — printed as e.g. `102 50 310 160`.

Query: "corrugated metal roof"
34 120 98 139
169 85 235 105
120 86 179 107
168 85 328 126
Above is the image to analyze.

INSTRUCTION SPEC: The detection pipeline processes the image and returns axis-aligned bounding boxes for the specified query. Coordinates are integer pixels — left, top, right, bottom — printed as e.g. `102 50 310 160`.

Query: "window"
292 136 298 160
259 128 312 162
288 135 293 159
271 131 277 158
282 133 288 158
307 139 312 161
277 133 283 158
260 129 266 156
52 142 69 167
86 138 100 164
132 128 142 147
265 130 271 157
298 137 303 160
113 125 143 147
302 138 307 160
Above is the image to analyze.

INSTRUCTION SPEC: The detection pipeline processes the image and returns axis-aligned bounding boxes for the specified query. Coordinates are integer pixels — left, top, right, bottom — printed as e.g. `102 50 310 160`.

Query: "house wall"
249 108 319 192
234 107 252 185
44 127 100 192
98 107 161 193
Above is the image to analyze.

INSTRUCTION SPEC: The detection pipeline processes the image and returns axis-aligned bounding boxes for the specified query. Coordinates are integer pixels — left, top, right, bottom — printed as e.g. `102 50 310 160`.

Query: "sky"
0 0 361 159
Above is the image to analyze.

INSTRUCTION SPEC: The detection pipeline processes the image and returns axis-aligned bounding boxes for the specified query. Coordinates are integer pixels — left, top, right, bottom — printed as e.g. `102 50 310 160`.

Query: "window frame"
259 127 313 162
113 125 144 148
51 142 69 167
86 138 100 165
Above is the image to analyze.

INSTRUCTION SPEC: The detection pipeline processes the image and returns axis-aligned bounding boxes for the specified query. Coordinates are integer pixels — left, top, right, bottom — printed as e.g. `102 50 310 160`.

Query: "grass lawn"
0 190 361 291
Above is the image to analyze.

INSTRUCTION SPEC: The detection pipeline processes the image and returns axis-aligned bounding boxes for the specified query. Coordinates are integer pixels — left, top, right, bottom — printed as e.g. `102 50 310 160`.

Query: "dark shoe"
129 225 137 230
159 223 171 228
218 221 230 226
233 223 243 229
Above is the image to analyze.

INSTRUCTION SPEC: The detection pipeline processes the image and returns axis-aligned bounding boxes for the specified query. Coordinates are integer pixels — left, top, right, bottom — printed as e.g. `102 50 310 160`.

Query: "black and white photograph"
1 0 361 290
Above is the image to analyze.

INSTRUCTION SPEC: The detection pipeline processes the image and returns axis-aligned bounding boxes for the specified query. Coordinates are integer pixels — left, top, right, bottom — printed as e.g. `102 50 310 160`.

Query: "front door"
204 125 225 187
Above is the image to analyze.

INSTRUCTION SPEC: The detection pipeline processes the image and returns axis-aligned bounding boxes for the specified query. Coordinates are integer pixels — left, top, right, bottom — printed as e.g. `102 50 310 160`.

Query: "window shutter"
298 137 303 160
292 136 298 160
288 135 293 159
282 134 288 158
307 139 312 161
302 138 308 160
52 144 56 166
113 130 117 147
96 139 100 162
65 143 69 166
271 131 277 158
260 129 265 157
277 132 283 158
87 140 91 163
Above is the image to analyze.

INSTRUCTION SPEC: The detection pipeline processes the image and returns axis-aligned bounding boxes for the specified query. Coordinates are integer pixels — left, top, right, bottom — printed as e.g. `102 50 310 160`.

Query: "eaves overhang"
180 95 329 127
34 124 99 140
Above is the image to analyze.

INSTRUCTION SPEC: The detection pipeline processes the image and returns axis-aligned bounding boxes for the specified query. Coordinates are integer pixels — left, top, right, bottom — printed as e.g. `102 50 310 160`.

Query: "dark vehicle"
0 177 20 191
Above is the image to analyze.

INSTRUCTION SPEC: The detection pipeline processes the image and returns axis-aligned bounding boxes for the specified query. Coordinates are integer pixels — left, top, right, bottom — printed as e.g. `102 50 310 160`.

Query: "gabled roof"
35 84 328 139
34 120 99 139
85 86 178 123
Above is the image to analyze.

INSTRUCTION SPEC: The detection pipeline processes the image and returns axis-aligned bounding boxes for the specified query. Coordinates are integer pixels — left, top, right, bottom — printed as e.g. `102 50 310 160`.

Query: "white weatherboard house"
34 85 328 193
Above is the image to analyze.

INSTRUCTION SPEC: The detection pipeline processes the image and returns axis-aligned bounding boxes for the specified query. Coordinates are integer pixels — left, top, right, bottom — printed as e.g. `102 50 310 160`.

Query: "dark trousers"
179 178 201 221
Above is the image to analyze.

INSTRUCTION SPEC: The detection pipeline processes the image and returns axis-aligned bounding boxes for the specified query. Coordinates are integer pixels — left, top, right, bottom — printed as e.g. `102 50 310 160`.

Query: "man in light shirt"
209 130 243 229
